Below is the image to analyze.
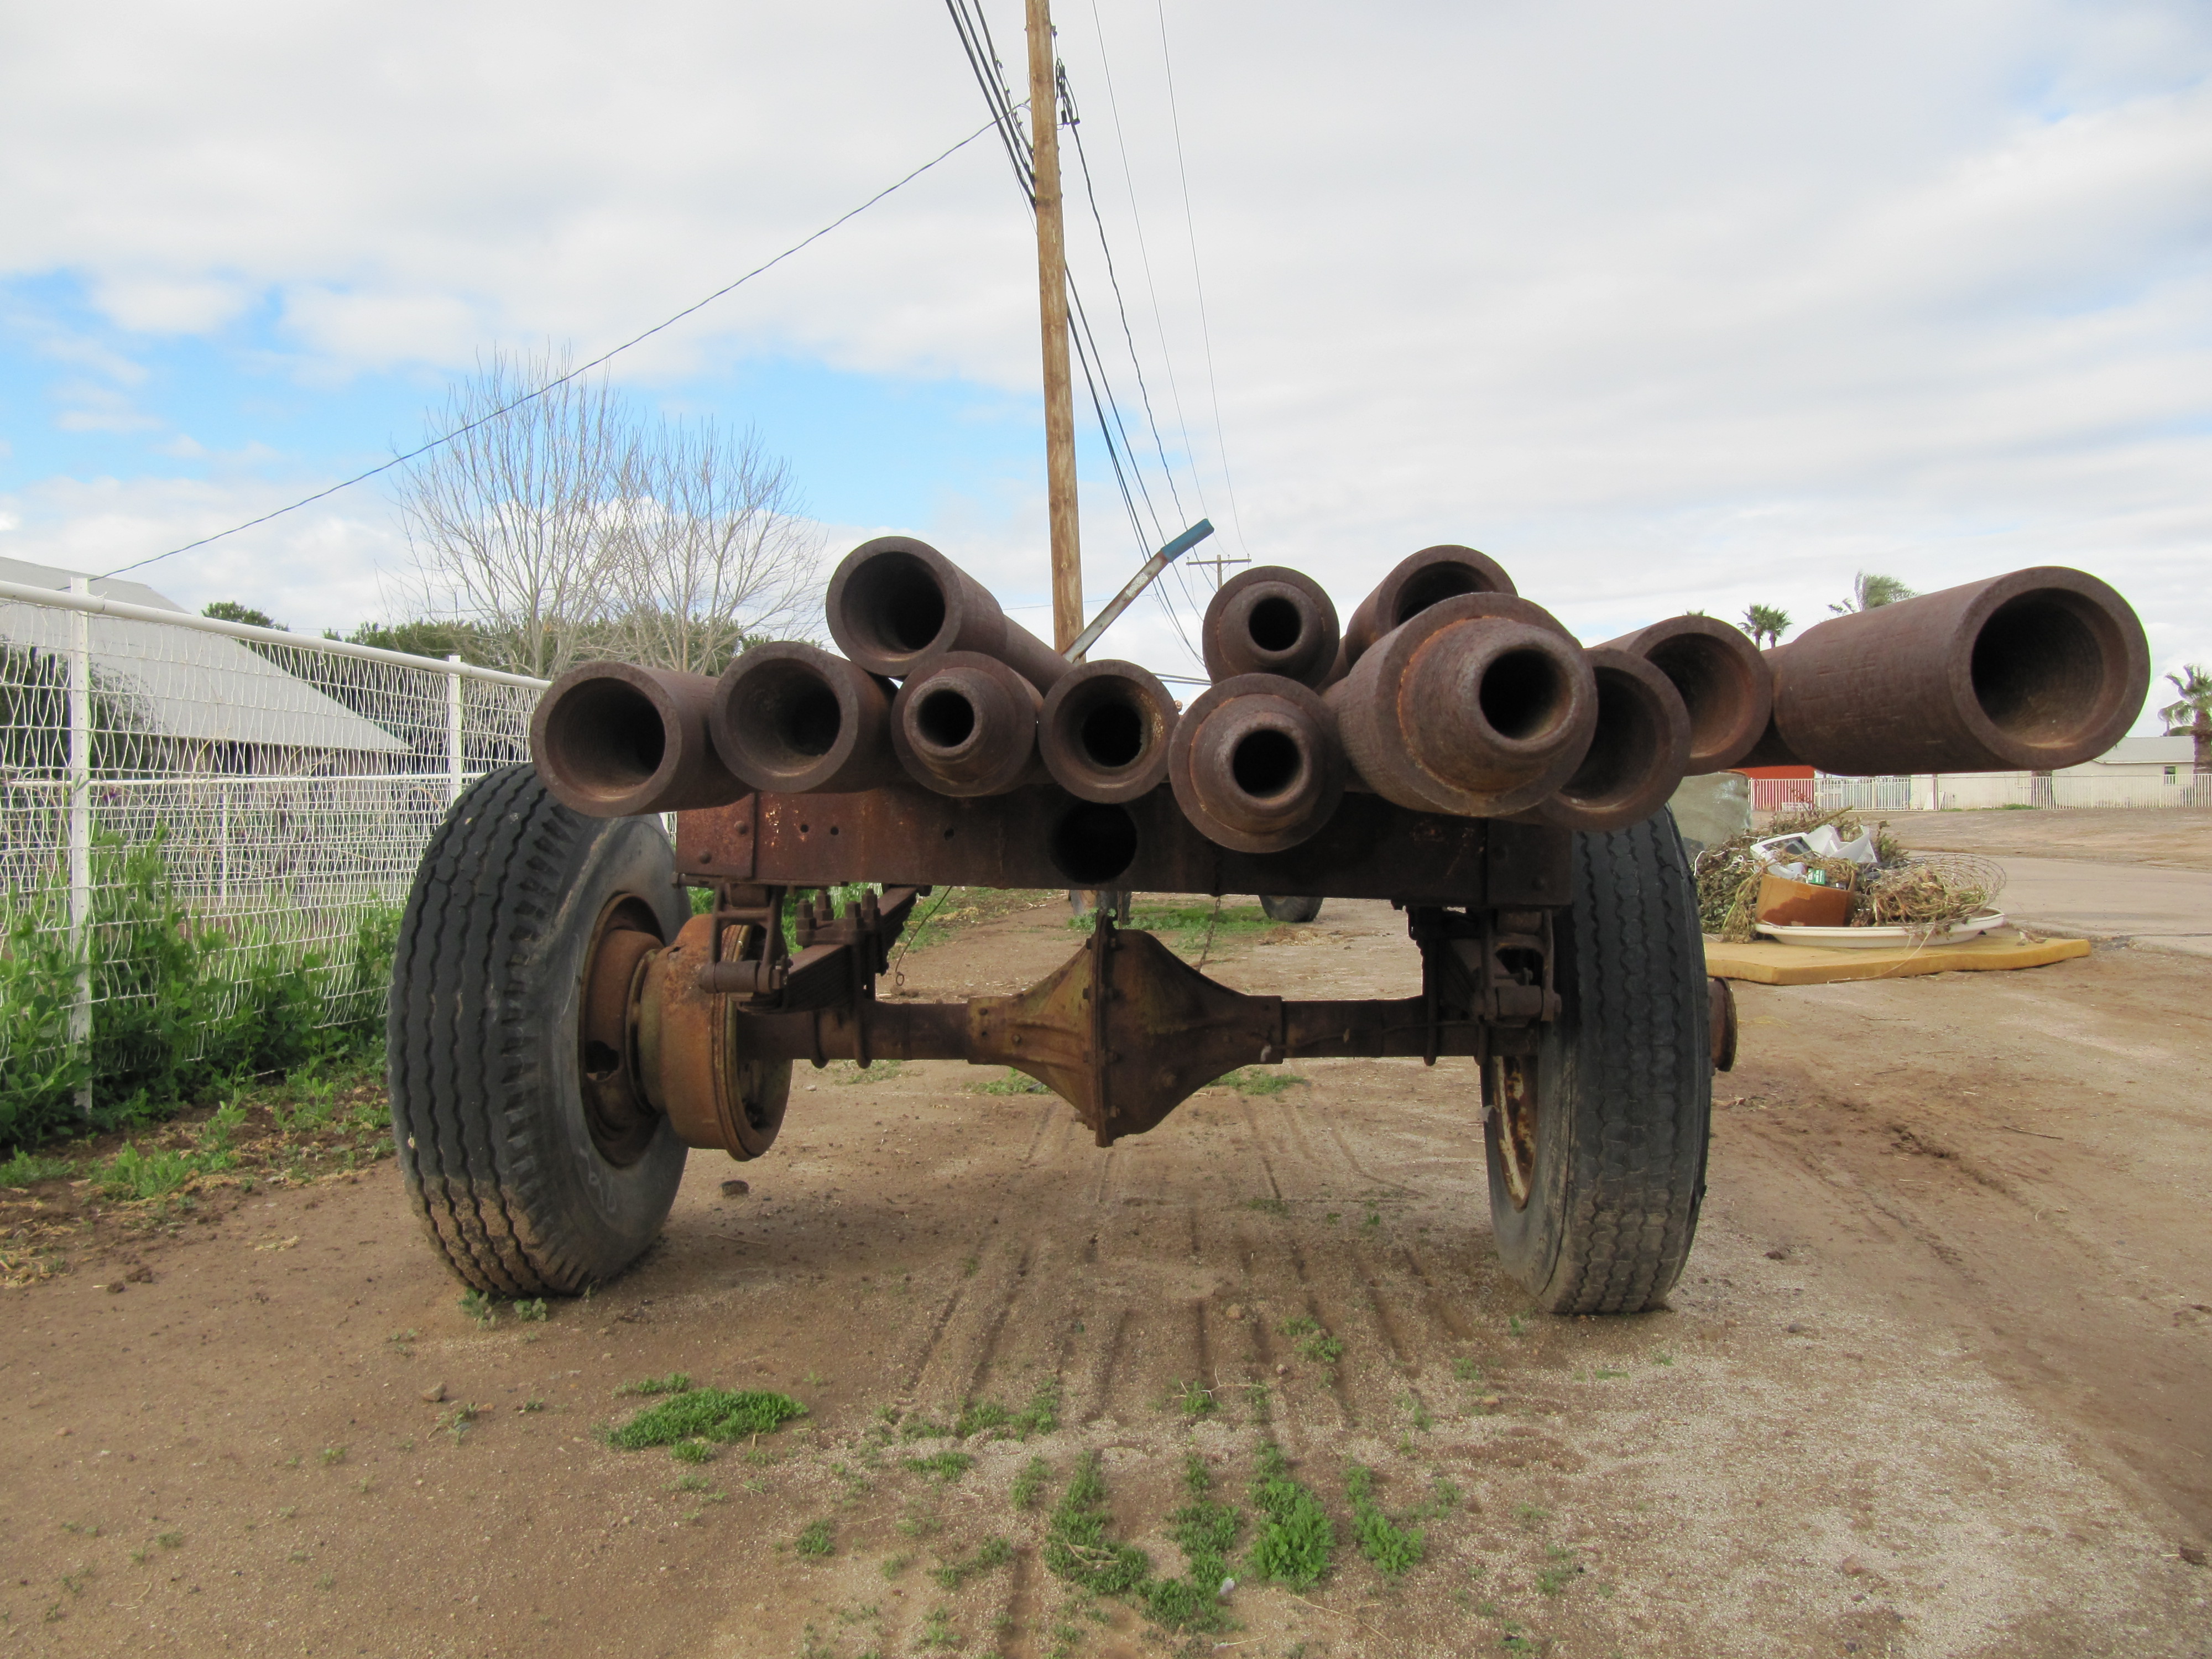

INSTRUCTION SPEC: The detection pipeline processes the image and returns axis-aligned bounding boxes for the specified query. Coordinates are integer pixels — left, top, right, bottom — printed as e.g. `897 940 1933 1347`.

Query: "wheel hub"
578 895 666 1166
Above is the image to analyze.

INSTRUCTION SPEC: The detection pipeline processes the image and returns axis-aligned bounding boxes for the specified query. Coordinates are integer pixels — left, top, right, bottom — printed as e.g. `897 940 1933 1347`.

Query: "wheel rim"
1491 1055 1538 1209
578 894 666 1166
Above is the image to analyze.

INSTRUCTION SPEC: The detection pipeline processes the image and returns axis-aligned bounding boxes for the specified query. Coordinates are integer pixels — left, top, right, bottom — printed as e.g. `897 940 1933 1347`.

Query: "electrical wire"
102 115 1008 581
1153 0 1249 575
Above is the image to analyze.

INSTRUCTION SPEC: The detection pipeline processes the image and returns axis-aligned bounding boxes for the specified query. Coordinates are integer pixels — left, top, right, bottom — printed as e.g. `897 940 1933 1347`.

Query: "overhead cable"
102 114 1009 581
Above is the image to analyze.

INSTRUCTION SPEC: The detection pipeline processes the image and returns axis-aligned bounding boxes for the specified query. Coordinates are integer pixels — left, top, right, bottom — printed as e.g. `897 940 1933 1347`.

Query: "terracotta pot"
1755 873 1854 928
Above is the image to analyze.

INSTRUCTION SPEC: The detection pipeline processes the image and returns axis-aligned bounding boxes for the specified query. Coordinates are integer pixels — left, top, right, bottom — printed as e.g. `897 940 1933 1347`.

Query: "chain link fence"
1748 771 2212 812
1 573 546 1139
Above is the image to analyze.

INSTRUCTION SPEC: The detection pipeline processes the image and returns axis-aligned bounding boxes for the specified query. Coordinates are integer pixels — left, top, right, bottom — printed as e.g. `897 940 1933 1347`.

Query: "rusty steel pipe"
889 651 1044 797
1598 614 1772 774
531 660 749 816
1517 649 1692 832
1768 567 2150 774
1201 565 1343 688
1038 659 1178 804
1328 593 1597 817
1167 674 1348 853
709 641 900 795
826 535 1070 693
1340 544 1517 672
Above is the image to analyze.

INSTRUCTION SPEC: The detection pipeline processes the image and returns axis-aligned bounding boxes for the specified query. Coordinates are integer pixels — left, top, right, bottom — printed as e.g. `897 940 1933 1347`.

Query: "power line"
102 114 1007 581
1153 0 1249 576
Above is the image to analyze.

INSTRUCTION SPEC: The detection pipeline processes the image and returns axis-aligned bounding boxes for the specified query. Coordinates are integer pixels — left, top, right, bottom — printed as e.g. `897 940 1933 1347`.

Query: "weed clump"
1345 1463 1424 1577
1246 1443 1335 1590
904 1451 976 1483
1043 1452 1150 1596
794 1519 835 1559
609 1388 807 1450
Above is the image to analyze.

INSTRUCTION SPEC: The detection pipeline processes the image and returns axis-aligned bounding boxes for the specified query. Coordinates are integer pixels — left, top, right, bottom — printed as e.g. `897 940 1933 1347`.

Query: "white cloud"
1 0 2207 722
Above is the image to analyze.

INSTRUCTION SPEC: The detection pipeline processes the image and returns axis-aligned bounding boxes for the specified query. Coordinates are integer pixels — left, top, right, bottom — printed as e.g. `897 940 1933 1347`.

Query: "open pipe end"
826 536 967 677
890 652 1041 797
1965 578 2149 768
1604 615 1773 773
1525 649 1692 832
1039 660 1177 804
1201 566 1342 688
1344 544 1517 664
1395 603 1598 812
531 661 742 816
711 642 895 795
1169 675 1345 853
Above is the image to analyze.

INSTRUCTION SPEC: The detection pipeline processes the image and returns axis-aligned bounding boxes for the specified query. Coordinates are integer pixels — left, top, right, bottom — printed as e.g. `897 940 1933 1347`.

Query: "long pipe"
1328 593 1597 817
889 652 1044 797
709 642 900 795
1340 545 1517 671
1517 649 1691 832
1037 659 1178 802
531 661 749 816
826 536 1070 693
1767 567 2149 774
1598 614 1771 775
1201 565 1342 689
1168 674 1347 852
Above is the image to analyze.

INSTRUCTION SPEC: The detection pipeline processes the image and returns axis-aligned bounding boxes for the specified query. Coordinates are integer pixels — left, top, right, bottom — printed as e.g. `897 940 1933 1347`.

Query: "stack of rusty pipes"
531 539 2148 1151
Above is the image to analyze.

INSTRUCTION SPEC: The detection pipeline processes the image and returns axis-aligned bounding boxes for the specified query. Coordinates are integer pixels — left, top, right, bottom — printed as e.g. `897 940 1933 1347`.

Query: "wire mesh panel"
0 580 544 1131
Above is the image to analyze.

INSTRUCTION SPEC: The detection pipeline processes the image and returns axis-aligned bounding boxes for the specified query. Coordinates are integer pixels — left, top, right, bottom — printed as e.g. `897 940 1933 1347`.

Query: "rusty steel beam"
673 780 1573 907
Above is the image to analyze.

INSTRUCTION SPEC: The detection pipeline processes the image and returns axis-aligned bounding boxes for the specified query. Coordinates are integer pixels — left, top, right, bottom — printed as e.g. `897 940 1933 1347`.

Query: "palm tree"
1828 572 1915 615
1739 604 1791 649
2162 664 2212 774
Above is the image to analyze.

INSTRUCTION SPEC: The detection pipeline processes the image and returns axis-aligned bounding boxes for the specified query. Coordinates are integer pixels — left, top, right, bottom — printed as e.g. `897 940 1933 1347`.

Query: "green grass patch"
1011 1455 1050 1510
1214 1067 1309 1097
1246 1442 1335 1590
0 1150 74 1186
970 1068 1052 1096
609 1389 807 1450
1043 1452 1151 1597
1346 1463 1425 1577
904 1451 975 1483
795 1519 835 1559
930 1536 1012 1590
1278 1314 1344 1365
1241 1196 1289 1215
618 1373 693 1397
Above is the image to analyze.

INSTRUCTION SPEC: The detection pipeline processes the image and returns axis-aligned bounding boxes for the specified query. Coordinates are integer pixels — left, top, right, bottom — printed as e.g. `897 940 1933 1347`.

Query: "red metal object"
1518 648 1691 833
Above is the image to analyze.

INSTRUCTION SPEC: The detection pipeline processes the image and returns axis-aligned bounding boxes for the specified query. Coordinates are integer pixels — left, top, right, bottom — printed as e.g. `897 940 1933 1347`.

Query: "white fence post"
66 576 93 1115
445 655 465 805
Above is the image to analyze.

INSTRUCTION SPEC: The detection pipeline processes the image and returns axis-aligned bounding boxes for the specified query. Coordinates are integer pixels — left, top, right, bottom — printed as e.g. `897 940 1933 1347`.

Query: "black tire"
388 765 689 1295
1483 812 1710 1314
1260 894 1324 924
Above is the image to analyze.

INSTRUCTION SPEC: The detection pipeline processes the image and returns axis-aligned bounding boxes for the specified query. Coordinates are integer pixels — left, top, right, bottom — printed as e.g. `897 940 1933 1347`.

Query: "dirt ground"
6 826 2211 1658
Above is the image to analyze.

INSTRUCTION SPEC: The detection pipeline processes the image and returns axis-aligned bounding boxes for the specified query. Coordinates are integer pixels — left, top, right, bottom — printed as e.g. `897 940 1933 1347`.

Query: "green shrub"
1247 1443 1335 1589
0 830 401 1153
608 1389 808 1449
1345 1463 1425 1577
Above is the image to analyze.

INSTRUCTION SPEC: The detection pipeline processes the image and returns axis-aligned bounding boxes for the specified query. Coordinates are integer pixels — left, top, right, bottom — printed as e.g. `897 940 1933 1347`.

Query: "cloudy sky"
3 1 2207 717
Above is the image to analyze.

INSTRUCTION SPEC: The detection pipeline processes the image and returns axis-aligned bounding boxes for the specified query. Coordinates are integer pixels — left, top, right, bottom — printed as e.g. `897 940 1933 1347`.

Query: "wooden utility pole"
1026 0 1083 650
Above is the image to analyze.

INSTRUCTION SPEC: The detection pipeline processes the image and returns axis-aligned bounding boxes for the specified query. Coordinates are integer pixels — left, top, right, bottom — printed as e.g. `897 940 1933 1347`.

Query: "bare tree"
393 346 627 679
596 418 822 675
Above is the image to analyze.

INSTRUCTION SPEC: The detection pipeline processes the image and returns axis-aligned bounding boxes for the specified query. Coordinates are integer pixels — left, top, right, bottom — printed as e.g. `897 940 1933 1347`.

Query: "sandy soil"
1872 808 2212 872
6 871 2210 1656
